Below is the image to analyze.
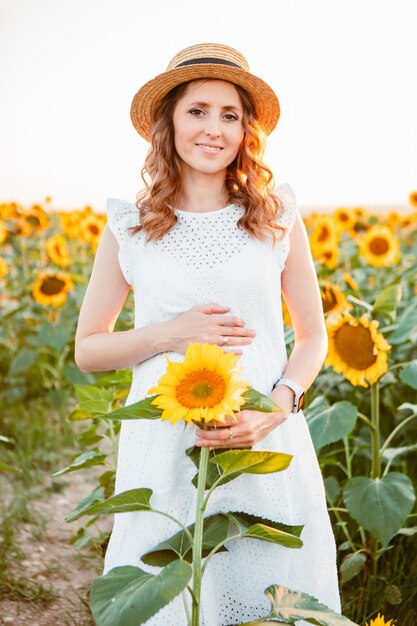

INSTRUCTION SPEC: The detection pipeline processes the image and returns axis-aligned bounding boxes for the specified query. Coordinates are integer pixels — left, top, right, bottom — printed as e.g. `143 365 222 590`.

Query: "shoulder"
274 182 297 232
106 197 141 236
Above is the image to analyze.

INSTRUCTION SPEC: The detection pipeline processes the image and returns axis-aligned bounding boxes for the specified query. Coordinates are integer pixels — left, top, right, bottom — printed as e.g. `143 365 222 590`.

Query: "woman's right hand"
164 303 256 355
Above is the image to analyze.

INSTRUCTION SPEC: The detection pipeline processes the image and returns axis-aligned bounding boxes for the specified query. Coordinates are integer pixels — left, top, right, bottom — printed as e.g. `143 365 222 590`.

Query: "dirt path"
0 470 111 626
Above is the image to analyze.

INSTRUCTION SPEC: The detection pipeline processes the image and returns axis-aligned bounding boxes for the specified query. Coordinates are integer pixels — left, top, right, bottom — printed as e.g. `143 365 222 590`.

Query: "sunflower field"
1 195 416 625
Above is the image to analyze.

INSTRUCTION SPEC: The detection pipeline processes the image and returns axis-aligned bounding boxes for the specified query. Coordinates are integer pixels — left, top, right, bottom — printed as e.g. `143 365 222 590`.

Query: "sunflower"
365 614 396 626
0 220 6 244
409 190 417 208
281 298 292 327
80 214 106 248
46 235 71 268
309 215 339 248
32 272 74 307
0 202 20 220
342 272 359 291
60 210 82 239
333 207 356 231
314 244 339 270
21 204 50 233
325 313 390 387
320 282 350 315
358 225 400 267
148 343 250 425
0 256 8 278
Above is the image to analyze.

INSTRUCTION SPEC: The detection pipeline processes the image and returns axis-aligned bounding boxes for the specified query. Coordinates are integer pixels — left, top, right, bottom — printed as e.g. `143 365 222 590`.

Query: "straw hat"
130 43 280 142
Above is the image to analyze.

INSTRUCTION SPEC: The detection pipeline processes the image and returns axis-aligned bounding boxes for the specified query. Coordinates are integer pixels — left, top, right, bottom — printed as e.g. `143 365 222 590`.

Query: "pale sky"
1 0 416 214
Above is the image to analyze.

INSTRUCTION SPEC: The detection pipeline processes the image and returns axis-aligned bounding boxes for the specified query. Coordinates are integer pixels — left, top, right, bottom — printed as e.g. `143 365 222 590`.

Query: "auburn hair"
131 79 286 243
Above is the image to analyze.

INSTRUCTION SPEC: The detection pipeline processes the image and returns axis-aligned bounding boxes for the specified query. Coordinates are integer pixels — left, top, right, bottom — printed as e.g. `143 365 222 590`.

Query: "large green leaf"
65 486 106 522
242 524 303 548
95 369 132 387
74 384 114 403
242 388 281 412
9 348 38 374
99 396 162 421
389 300 417 345
53 450 106 477
228 511 304 539
399 360 417 390
238 586 359 625
34 321 73 352
142 513 230 566
339 552 366 584
67 488 153 519
186 446 237 489
305 397 357 451
90 561 192 626
343 473 416 546
210 450 292 478
372 284 402 323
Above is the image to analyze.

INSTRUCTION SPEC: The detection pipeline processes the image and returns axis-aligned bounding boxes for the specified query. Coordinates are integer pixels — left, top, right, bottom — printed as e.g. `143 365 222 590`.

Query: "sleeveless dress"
103 183 341 626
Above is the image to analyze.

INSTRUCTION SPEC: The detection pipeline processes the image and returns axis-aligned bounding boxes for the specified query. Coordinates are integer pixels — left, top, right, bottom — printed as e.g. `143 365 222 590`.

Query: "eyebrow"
187 100 242 112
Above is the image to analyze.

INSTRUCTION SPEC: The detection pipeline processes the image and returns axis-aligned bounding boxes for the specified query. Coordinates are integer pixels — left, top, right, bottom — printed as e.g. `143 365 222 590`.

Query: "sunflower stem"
370 382 381 480
191 444 209 626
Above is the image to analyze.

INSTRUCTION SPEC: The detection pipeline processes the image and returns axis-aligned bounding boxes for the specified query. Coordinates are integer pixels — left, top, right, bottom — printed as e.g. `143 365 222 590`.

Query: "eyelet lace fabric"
104 183 341 625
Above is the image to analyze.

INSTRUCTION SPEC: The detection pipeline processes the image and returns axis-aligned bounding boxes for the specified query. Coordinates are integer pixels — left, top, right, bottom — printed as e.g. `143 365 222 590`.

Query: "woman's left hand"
195 408 290 449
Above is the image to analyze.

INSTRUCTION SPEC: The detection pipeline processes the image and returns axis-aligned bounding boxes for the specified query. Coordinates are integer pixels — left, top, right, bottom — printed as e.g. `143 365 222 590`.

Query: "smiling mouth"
196 144 224 153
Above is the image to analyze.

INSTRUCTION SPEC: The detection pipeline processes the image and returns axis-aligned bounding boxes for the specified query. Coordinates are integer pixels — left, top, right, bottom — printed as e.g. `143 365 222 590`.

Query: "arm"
74 225 171 372
269 210 328 410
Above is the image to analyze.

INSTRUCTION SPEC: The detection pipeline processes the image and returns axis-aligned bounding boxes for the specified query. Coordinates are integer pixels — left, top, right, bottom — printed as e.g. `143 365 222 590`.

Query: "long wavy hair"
131 79 286 243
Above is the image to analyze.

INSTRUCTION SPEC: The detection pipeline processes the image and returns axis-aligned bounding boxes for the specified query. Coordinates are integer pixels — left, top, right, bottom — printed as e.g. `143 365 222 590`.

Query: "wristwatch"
272 377 305 414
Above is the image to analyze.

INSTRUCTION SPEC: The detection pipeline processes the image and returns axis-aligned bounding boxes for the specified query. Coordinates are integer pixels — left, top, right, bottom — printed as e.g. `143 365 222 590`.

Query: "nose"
204 118 221 138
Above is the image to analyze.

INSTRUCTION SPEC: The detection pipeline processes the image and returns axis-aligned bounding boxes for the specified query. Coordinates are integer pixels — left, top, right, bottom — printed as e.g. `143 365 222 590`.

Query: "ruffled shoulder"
106 197 140 286
274 182 298 232
274 183 298 271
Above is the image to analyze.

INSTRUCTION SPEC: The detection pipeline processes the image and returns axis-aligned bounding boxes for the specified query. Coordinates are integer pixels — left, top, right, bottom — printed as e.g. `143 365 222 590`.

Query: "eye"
188 108 204 116
224 113 239 121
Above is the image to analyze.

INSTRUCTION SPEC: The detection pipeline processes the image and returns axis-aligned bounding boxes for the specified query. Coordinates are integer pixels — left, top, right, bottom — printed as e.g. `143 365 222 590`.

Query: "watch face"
297 392 305 412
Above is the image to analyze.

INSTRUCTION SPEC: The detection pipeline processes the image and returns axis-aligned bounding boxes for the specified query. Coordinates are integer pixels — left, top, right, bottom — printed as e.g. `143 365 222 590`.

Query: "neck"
177 166 228 213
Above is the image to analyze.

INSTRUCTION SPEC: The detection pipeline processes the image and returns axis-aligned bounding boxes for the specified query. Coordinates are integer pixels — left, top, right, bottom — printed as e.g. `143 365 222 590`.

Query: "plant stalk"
191 445 209 626
370 382 381 480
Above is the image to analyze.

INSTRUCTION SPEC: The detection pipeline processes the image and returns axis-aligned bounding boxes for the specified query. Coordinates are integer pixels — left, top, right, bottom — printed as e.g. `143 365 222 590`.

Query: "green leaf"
68 488 153 519
306 397 357 452
389 300 417 345
142 513 230 566
382 444 417 463
186 446 237 489
242 523 303 549
53 450 106 477
324 476 340 503
65 486 105 522
74 384 114 403
35 322 73 352
99 396 162 421
372 284 402 323
9 348 38 374
399 361 417 390
343 473 416 546
63 363 95 385
90 561 192 626
242 388 281 412
210 450 292 478
340 552 366 584
95 370 132 387
256 585 359 625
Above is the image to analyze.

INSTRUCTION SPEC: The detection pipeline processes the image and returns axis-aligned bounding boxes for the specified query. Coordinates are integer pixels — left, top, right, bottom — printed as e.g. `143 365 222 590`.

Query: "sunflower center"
369 237 389 255
88 224 99 235
334 324 377 370
26 215 41 226
318 225 330 242
40 276 66 295
176 370 226 408
321 288 338 313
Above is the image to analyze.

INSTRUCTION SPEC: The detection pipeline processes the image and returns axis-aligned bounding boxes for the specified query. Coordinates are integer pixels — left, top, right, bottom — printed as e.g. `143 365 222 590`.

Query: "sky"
1 0 416 214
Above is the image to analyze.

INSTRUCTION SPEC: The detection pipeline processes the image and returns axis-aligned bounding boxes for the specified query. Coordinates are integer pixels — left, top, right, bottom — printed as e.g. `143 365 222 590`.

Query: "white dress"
104 183 341 626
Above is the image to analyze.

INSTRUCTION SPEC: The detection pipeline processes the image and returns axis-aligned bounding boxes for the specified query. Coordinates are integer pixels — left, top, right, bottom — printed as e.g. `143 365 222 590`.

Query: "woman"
75 43 341 625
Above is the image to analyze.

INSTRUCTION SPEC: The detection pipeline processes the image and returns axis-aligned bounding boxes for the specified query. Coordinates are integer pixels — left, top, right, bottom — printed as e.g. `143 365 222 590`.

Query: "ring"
222 337 229 346
229 427 233 439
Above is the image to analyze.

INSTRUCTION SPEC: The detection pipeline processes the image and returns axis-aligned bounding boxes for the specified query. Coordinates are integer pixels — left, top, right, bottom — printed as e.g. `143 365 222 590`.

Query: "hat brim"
130 64 280 142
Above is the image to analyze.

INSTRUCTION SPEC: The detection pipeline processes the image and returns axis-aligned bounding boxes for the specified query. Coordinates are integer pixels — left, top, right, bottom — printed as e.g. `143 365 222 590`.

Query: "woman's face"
172 79 245 176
